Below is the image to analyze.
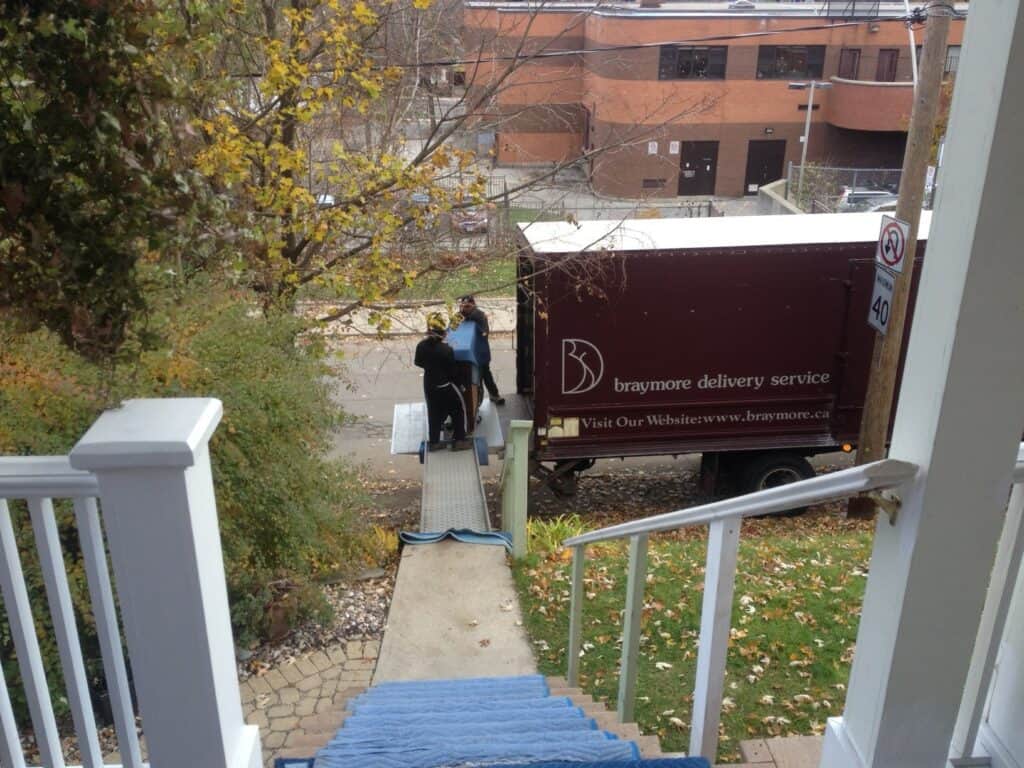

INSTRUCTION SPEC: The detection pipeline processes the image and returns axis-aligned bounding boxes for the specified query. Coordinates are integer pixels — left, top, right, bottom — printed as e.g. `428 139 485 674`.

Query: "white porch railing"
0 399 261 768
561 458 920 760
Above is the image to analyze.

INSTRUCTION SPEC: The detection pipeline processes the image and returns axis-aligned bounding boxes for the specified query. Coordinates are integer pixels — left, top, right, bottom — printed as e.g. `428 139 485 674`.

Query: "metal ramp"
420 448 490 532
390 400 504 455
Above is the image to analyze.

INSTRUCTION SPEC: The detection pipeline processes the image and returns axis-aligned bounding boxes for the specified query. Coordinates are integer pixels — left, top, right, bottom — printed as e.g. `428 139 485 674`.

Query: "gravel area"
237 570 396 682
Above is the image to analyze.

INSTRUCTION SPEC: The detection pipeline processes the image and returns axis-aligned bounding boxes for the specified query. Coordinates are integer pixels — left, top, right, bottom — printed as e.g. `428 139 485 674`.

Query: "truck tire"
740 452 816 515
549 471 578 499
547 459 594 499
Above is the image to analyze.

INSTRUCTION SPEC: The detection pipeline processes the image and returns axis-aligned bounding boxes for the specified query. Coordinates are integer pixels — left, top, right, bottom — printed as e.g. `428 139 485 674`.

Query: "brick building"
462 1 966 198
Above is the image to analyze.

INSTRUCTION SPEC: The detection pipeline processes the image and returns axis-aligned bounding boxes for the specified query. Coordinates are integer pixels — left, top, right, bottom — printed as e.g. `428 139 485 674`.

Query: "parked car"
451 205 489 234
835 185 899 212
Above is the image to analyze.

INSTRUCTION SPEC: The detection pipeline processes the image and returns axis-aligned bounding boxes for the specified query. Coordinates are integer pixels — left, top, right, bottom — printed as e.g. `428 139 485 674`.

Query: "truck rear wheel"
740 452 816 515
546 459 595 498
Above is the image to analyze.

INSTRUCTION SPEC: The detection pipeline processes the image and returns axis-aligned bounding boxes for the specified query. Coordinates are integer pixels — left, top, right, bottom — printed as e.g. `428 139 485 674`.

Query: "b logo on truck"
562 339 604 395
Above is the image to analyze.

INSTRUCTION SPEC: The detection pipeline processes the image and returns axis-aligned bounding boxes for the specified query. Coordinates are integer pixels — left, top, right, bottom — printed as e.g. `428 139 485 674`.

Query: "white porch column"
821 3 1024 768
69 399 261 768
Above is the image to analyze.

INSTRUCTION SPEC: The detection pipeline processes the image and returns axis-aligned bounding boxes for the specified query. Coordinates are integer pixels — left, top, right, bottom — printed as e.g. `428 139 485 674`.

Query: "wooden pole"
850 1 951 517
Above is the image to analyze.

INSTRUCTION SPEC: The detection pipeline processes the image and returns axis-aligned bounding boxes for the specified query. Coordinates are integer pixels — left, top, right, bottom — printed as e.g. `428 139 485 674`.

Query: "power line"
387 13 932 69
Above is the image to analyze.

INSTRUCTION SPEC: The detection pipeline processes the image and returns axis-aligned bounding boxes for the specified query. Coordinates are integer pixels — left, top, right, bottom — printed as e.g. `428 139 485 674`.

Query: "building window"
914 44 961 77
945 45 961 75
838 48 861 79
876 49 899 82
658 46 727 80
756 45 826 79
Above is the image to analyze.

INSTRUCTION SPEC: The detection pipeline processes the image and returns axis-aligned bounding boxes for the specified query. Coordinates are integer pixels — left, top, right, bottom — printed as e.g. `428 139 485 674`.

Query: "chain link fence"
433 172 720 247
785 163 936 213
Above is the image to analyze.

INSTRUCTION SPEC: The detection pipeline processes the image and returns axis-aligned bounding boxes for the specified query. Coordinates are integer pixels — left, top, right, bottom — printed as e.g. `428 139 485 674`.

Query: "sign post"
851 1 952 519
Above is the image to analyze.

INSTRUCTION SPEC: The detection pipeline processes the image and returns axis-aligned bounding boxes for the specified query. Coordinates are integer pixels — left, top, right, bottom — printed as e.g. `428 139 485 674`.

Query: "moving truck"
515 212 928 496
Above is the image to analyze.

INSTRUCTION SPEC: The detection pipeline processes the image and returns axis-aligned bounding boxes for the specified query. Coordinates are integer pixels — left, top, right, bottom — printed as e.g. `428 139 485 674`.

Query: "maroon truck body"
516 213 927 486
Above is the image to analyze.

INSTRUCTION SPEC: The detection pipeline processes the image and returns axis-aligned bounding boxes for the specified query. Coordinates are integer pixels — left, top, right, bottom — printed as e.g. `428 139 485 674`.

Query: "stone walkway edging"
240 639 380 764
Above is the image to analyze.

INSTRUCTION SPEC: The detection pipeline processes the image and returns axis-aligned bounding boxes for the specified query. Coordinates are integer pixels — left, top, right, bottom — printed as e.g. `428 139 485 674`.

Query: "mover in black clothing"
414 318 468 449
457 295 504 405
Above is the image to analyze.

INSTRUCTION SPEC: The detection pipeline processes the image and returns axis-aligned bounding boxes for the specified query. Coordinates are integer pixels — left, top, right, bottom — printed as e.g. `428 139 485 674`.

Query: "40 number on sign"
868 267 895 335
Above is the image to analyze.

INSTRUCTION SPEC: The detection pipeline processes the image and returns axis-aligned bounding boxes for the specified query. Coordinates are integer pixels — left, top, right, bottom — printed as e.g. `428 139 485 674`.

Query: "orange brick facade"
463 3 965 198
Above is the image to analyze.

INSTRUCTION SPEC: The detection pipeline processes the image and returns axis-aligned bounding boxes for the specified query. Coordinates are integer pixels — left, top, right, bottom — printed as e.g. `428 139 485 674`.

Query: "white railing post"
617 532 648 723
690 515 742 760
567 545 585 686
69 399 261 768
0 661 26 768
0 499 63 767
503 420 532 559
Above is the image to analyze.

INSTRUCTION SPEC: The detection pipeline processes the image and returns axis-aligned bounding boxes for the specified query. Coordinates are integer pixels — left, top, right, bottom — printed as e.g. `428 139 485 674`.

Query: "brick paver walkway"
240 639 380 765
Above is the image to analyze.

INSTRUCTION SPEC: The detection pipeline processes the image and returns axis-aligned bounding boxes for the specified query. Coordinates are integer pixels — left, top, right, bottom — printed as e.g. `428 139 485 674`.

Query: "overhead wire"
383 5 961 69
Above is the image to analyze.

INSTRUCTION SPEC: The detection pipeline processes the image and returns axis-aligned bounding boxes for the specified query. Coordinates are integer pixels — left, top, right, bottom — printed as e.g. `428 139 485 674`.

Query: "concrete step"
635 734 662 757
740 735 823 768
762 736 822 768
549 686 585 697
740 739 774 763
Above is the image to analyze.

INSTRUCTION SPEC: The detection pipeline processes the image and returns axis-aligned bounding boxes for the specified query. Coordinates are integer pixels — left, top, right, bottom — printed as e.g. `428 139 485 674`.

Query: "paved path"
240 640 380 765
373 541 536 682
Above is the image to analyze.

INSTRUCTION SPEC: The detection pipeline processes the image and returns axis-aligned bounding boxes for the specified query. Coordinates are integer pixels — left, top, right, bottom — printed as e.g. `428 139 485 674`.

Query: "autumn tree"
192 0 487 313
0 0 218 359
191 0 713 320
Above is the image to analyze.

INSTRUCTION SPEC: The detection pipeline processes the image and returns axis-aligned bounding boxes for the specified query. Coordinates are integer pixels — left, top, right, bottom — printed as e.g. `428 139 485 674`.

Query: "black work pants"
480 364 500 398
425 382 467 444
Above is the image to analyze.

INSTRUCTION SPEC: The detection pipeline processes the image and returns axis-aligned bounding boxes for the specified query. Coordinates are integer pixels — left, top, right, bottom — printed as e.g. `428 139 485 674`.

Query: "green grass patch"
513 521 871 763
510 207 565 225
397 257 516 299
298 257 517 301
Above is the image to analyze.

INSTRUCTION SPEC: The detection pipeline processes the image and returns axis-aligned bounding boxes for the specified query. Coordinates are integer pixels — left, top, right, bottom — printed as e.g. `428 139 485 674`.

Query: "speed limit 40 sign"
868 266 895 335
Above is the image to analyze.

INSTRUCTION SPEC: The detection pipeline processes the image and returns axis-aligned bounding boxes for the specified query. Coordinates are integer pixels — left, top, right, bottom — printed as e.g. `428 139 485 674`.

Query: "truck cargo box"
515 212 928 491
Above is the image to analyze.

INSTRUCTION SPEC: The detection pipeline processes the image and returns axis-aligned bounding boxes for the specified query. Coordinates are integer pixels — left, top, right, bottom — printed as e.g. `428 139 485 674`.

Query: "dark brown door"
838 48 861 79
743 139 787 195
678 141 719 196
876 49 899 82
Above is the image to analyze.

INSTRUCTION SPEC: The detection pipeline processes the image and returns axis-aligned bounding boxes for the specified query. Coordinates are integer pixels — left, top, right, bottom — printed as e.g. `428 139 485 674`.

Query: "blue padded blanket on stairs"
307 675 712 768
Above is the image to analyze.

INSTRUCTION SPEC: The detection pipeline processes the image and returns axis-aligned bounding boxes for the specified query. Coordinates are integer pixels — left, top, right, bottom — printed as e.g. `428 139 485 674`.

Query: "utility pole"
849 0 952 517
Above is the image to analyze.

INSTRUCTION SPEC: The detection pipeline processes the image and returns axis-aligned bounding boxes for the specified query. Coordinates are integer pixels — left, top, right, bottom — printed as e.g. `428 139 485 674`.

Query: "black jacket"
414 336 458 389
462 307 490 337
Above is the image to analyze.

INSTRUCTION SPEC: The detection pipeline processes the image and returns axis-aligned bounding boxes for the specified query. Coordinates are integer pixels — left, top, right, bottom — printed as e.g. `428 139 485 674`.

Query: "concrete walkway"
373 540 536 682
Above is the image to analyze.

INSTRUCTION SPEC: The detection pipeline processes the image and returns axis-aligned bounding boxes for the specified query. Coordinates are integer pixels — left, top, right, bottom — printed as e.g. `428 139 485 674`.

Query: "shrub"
528 514 588 555
0 277 372 723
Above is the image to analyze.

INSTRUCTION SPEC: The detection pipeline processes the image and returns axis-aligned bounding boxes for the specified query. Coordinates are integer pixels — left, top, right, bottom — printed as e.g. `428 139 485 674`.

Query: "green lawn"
512 520 871 763
509 207 566 225
298 257 517 302
396 257 516 299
